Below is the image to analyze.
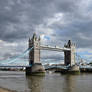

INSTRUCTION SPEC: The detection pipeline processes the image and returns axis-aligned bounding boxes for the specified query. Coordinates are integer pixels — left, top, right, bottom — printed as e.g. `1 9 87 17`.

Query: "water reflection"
26 76 44 92
62 74 77 92
26 73 92 92
26 73 80 92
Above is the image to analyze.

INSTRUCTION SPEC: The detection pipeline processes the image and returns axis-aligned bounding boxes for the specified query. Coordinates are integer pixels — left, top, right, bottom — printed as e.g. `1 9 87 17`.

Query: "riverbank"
0 87 16 92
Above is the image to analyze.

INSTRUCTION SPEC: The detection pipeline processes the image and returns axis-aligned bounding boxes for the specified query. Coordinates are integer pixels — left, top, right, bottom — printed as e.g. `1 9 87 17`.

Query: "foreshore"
0 87 16 92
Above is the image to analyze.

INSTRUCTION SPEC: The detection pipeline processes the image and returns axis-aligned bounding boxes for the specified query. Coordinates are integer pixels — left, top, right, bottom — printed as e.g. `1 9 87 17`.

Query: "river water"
0 71 92 92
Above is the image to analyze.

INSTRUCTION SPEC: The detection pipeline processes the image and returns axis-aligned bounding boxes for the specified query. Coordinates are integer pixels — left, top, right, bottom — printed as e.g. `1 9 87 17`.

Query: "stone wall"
29 33 40 65
64 40 76 66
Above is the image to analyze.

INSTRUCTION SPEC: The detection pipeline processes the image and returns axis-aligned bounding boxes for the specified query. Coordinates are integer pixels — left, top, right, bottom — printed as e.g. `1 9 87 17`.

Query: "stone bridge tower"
26 33 45 75
64 40 76 66
29 33 40 65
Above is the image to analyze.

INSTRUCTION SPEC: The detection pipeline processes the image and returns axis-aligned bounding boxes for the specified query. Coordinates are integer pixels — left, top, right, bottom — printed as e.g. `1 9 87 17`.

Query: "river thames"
0 71 92 92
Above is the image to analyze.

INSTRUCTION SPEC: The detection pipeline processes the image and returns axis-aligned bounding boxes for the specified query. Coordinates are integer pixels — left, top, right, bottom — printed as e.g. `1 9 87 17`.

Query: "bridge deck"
40 45 71 51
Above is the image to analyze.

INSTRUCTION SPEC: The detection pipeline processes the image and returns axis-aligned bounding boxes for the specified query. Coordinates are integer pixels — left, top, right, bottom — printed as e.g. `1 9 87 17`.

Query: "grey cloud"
0 0 81 42
0 0 92 62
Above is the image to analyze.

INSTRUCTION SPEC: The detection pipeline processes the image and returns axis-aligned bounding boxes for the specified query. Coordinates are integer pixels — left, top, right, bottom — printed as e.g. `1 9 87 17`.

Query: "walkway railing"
40 45 71 51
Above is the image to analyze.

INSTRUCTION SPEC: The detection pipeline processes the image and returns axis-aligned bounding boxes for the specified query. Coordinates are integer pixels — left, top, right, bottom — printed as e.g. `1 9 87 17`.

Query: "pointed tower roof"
33 33 37 38
32 33 37 41
68 40 71 47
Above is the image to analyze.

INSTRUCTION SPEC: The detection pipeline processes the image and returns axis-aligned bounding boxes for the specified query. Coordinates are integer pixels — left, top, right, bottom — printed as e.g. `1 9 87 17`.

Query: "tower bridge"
0 33 80 75
26 33 78 75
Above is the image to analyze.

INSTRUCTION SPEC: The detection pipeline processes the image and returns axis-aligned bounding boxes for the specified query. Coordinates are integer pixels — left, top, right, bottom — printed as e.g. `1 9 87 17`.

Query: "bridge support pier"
26 33 45 75
26 63 45 75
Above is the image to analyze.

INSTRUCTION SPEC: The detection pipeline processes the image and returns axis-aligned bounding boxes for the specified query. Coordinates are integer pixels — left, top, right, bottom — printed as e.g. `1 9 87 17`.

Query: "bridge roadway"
40 45 71 51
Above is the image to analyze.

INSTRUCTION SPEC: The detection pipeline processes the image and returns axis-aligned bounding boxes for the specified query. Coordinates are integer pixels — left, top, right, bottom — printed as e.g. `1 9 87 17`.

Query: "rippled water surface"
0 71 92 92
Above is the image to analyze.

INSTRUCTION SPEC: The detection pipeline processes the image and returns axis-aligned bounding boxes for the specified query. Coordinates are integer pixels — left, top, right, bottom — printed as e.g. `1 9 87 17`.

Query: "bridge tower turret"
29 33 40 65
64 40 76 66
26 33 45 75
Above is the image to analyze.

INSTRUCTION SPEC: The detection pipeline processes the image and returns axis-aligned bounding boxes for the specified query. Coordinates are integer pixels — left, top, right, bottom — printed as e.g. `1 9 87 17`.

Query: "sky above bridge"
0 0 92 64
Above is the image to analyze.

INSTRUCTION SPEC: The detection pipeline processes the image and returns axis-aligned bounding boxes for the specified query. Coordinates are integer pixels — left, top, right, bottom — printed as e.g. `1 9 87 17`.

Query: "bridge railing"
40 45 71 51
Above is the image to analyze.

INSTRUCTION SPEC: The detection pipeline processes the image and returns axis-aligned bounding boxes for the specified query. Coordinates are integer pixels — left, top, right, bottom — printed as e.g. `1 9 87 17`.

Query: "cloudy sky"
0 0 92 65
